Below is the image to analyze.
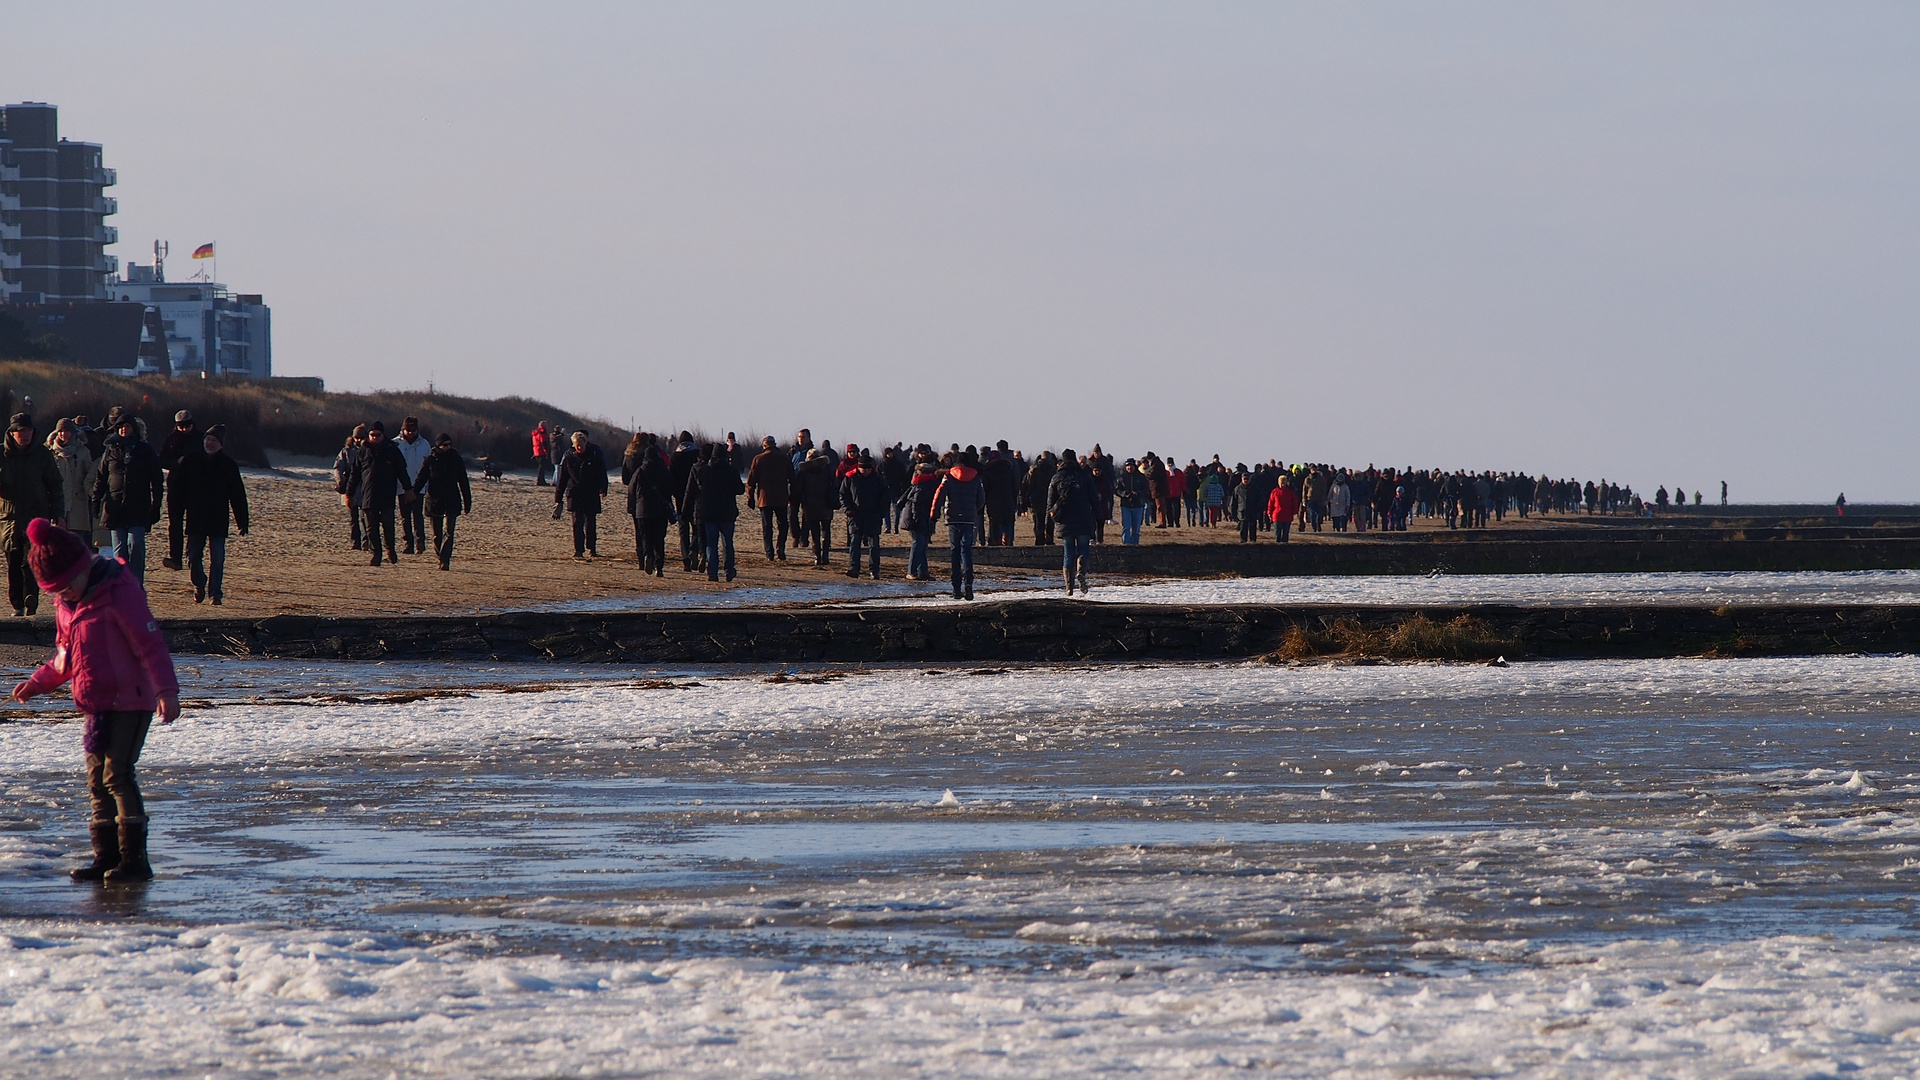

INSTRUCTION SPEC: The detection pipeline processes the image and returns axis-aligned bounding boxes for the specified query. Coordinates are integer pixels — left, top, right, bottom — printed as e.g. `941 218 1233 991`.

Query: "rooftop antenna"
153 240 168 283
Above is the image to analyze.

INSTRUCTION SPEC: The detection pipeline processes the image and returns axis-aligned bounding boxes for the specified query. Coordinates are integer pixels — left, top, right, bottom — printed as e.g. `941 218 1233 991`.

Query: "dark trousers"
1239 513 1259 542
704 520 736 581
806 512 833 564
347 501 363 549
187 534 226 599
760 505 788 559
87 710 152 825
168 495 185 564
986 513 1013 547
5 538 35 612
1032 511 1054 546
679 511 699 569
847 523 880 578
363 503 398 562
636 516 670 574
430 512 458 565
572 511 599 556
948 523 976 597
400 496 426 553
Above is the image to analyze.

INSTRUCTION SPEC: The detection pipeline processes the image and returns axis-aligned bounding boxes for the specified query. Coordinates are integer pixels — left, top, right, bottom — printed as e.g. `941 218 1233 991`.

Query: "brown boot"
103 819 152 883
69 820 120 882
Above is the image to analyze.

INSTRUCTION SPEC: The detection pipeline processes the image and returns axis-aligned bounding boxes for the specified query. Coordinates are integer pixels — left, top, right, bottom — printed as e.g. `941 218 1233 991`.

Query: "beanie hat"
27 518 92 591
8 413 32 432
205 423 228 445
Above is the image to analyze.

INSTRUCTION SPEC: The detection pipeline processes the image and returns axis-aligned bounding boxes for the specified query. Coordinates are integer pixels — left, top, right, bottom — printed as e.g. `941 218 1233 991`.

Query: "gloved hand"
552 505 563 520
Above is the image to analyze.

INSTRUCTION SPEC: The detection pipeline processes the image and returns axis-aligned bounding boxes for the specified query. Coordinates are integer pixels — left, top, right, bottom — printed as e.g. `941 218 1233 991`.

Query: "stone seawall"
0 602 1909 665
966 537 1920 576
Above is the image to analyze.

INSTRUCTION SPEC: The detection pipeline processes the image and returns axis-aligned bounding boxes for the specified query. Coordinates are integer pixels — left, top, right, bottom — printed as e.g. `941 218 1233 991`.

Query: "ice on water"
4 655 1920 1076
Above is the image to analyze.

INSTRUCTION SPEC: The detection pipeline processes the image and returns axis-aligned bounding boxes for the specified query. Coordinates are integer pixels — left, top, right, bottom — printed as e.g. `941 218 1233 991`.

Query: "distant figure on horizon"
530 421 552 486
1836 493 1847 517
1721 480 1728 506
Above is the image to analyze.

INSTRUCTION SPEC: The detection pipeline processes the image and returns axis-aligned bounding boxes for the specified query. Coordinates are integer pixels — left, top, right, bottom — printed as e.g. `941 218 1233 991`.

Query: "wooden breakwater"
0 601 1908 665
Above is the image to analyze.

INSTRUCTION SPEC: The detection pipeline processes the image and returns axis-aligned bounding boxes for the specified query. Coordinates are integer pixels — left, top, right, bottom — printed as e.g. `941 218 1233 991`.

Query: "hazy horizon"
7 3 1917 501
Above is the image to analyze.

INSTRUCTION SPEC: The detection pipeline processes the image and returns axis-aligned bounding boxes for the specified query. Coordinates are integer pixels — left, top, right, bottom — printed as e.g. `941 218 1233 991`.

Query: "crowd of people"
532 426 1663 597
0 407 246 614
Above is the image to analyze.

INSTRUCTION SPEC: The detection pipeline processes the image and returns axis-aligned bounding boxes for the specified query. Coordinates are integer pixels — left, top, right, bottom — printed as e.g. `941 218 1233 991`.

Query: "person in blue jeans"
684 444 742 582
932 451 985 600
900 456 941 581
1048 449 1098 595
1115 458 1149 545
91 414 165 586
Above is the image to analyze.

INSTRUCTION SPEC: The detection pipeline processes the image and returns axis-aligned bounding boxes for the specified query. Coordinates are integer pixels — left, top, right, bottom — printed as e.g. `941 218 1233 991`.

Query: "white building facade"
111 265 271 378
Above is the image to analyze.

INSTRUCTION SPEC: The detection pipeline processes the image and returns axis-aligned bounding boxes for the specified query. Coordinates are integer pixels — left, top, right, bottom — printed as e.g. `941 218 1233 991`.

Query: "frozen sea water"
3 656 1920 1076
871 569 1920 607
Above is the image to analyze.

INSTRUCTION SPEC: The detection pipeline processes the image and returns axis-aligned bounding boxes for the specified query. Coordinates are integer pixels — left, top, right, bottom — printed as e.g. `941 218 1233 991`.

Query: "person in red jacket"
11 519 180 883
530 422 552 486
1267 477 1302 544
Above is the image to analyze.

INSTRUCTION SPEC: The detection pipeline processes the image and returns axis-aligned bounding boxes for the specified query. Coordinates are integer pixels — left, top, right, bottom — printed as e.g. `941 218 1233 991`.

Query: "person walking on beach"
415 434 471 571
795 448 837 567
12 518 180 883
901 458 941 580
0 413 63 616
1116 458 1149 545
747 435 791 562
627 435 674 576
392 417 432 556
1048 449 1097 595
840 450 890 580
49 419 96 551
1022 450 1056 546
92 414 164 585
1268 474 1301 542
932 450 985 600
172 425 249 605
332 425 368 550
347 421 408 566
530 421 552 486
685 444 742 582
157 411 198 572
554 429 609 558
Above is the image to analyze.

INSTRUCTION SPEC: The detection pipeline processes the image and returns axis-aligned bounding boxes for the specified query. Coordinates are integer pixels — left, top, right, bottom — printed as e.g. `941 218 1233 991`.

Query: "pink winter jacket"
21 558 179 714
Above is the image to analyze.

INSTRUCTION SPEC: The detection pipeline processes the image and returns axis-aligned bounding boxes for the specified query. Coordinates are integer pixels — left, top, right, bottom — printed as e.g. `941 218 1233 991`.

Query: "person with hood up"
414 434 472 570
0 413 64 615
839 450 890 580
12 517 180 883
932 451 985 600
554 429 610 558
346 421 409 566
92 414 165 584
684 443 743 581
49 418 96 550
900 459 942 581
794 448 837 567
171 424 250 604
627 435 674 576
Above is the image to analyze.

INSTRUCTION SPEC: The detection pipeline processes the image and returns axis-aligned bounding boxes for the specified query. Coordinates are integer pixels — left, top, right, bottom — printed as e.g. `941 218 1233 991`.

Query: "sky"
7 2 1917 500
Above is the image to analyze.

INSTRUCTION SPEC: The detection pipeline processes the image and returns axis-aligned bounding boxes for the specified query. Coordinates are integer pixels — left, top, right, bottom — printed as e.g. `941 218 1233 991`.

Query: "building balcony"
0 223 18 241
95 254 118 273
0 194 18 211
0 252 21 270
0 165 18 182
95 225 118 244
95 167 116 186
94 196 117 215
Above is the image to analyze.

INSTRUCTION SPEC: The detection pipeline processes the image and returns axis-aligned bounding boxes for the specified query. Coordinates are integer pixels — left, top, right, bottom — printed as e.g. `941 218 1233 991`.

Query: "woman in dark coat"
684 444 743 582
627 437 674 576
415 435 472 570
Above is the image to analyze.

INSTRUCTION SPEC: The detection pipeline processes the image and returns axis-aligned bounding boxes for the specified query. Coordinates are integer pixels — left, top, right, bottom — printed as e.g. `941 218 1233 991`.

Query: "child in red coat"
12 518 180 883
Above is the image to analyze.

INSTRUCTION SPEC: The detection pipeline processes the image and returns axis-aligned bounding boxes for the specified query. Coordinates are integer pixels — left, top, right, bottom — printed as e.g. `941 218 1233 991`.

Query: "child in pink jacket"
12 518 180 883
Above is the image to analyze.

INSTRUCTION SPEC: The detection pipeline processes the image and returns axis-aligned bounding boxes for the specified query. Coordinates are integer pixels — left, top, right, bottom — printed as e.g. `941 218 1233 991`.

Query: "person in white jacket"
392 416 434 555
1326 474 1352 532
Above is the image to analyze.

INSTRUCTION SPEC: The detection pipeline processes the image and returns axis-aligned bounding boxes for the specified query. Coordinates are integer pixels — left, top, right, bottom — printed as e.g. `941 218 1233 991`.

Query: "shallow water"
4 656 1920 1076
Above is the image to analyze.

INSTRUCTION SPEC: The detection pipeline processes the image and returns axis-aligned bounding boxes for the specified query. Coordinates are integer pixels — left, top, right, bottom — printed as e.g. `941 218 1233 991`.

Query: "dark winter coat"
627 451 676 521
555 443 610 514
668 443 701 513
416 445 472 517
171 449 250 538
0 437 65 550
981 456 1018 518
347 438 411 509
159 426 198 473
902 470 941 532
1115 469 1150 509
685 457 743 525
92 433 165 529
1020 456 1055 514
793 456 838 523
932 465 985 528
840 469 891 531
1047 463 1097 536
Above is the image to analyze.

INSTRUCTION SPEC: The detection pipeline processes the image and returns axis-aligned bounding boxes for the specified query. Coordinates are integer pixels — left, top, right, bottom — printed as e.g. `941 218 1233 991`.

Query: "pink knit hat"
27 518 92 591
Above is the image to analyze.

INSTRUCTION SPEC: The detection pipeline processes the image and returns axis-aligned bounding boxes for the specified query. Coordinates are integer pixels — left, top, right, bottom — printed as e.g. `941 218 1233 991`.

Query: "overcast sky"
9 3 1916 499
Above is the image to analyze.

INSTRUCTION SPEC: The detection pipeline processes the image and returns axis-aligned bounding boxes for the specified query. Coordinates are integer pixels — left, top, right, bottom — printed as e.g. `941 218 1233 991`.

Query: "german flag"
191 243 214 259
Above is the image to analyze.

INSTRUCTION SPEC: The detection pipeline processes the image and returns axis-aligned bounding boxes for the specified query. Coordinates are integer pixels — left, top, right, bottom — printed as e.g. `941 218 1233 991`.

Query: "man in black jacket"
91 414 165 585
171 424 250 604
554 429 610 558
346 421 409 566
981 448 1017 547
158 409 198 571
1021 451 1057 546
1048 449 1098 595
627 438 674 576
669 432 702 571
415 434 472 570
839 450 890 580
